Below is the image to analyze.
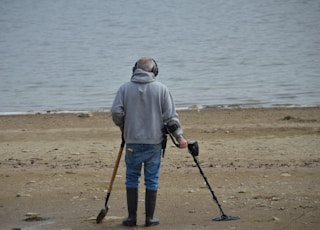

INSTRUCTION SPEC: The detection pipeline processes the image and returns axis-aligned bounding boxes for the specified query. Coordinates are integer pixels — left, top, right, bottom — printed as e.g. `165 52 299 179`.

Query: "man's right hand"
178 138 188 149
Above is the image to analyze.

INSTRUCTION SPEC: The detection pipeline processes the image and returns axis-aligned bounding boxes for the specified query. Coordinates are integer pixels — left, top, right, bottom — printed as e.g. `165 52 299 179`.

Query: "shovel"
96 136 125 224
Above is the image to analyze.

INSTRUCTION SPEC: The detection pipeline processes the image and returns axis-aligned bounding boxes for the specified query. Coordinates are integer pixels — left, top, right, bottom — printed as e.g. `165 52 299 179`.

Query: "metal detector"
167 133 240 221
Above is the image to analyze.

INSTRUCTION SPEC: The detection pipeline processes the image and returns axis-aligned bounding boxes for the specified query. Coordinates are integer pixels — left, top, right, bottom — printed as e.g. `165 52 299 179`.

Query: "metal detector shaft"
192 155 226 216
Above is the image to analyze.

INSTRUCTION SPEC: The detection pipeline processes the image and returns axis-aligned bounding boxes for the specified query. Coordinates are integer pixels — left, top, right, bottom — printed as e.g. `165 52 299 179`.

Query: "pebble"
24 215 47 222
184 188 194 193
106 216 123 221
26 212 40 217
71 196 79 200
189 209 196 213
272 216 280 221
199 184 207 189
281 173 291 177
84 216 97 221
256 203 268 207
78 113 93 118
16 193 31 197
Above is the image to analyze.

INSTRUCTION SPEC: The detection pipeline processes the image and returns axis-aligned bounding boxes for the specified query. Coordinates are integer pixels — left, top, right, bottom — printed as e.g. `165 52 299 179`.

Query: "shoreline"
1 104 319 116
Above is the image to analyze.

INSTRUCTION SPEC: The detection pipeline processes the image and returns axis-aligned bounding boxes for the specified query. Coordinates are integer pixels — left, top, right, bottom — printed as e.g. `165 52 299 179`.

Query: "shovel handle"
107 137 125 193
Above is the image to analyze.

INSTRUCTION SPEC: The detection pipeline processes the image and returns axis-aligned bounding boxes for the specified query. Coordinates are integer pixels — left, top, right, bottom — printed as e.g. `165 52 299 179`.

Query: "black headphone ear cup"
132 62 138 73
152 59 158 76
133 59 158 76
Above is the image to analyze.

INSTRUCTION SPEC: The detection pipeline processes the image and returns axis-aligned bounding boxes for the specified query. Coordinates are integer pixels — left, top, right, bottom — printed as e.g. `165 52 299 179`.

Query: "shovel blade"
96 206 109 224
213 215 240 221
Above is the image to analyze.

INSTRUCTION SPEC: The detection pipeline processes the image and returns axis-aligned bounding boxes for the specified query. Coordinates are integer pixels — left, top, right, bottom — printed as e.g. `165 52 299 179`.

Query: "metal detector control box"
187 140 199 157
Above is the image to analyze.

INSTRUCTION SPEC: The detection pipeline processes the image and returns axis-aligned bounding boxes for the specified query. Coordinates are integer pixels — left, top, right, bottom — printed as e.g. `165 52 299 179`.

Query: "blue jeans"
125 143 162 190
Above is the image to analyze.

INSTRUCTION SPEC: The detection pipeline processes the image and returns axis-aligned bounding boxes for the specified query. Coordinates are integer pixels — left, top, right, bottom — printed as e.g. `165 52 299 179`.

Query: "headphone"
132 58 158 76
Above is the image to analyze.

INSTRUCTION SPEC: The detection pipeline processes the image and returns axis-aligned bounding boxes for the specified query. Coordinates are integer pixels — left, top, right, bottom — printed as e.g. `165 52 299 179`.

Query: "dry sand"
0 107 319 230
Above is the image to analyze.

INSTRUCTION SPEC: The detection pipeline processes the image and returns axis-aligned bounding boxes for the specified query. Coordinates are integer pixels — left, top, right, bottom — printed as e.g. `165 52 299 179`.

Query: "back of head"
133 57 158 76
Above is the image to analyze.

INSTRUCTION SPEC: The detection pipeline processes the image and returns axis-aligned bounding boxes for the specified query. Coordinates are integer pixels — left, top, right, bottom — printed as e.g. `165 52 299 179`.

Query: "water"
1 0 320 114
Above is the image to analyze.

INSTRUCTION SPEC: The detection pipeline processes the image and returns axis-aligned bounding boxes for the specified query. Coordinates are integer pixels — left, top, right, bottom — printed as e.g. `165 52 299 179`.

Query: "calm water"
1 0 320 114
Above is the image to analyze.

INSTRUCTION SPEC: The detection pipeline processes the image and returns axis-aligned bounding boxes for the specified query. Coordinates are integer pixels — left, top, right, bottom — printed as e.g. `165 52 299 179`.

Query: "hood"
131 68 155 84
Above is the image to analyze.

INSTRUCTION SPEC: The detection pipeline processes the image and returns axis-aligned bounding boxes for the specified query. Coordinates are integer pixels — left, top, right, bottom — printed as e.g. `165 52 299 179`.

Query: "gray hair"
136 57 155 72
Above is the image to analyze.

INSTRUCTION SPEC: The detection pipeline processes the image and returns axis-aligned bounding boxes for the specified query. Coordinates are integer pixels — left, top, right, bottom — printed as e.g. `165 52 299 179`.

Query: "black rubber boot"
145 189 159 227
122 187 138 226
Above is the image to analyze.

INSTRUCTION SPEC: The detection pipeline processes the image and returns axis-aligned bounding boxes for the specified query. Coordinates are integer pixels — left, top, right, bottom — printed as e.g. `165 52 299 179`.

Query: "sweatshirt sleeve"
162 89 183 140
111 88 125 128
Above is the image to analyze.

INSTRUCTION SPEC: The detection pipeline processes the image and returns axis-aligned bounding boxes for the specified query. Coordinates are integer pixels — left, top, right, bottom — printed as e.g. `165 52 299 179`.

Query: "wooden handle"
107 142 125 193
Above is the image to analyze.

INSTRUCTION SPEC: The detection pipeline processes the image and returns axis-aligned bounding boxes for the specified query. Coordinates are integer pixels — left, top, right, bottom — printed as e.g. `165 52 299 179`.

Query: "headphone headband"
132 58 158 76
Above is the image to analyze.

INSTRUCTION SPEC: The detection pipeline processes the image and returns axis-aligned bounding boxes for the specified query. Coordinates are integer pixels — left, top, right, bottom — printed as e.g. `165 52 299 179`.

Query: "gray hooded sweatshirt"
111 68 183 144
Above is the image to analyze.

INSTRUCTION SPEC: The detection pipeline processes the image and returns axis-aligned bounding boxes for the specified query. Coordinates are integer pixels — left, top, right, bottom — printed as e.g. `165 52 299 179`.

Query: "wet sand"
0 107 319 230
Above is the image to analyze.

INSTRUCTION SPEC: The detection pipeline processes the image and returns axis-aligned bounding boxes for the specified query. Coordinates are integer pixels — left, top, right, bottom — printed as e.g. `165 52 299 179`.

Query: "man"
111 57 187 227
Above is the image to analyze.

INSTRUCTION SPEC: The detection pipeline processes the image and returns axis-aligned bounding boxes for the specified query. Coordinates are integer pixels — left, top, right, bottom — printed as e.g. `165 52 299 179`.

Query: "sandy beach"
0 107 319 230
